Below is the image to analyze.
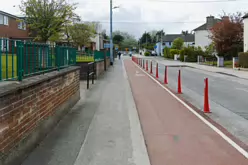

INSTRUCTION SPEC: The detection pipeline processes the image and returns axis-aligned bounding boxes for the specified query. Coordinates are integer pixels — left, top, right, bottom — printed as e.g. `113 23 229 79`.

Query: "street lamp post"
110 0 113 65
110 0 119 65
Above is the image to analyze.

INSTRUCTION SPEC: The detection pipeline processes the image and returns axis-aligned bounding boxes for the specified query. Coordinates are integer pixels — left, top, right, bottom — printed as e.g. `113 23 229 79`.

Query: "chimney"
206 16 215 30
222 16 229 21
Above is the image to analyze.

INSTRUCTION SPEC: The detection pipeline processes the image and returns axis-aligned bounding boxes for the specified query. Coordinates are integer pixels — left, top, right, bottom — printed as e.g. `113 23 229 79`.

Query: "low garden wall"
77 57 111 80
0 66 80 165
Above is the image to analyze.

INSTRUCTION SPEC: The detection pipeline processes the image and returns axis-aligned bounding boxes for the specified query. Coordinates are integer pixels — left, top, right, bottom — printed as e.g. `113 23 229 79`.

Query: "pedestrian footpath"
153 56 248 79
124 59 248 165
22 59 150 165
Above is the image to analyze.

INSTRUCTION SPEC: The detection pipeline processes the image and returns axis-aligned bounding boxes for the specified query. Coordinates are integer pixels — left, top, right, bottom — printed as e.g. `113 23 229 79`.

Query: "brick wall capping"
0 66 80 98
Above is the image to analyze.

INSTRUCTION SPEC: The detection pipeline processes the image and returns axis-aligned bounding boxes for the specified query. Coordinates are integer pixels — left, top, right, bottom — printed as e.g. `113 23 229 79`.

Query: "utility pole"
161 30 163 56
145 31 148 47
110 0 113 65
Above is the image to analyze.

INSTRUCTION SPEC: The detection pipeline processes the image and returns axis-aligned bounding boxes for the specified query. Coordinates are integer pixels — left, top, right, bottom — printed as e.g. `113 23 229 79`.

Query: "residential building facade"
193 16 220 50
90 23 104 51
155 34 195 55
0 10 30 51
0 10 29 39
243 14 248 52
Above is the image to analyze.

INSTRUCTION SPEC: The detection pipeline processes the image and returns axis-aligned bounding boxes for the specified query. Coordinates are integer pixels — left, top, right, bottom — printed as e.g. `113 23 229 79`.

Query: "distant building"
243 13 248 52
0 10 30 40
155 33 195 55
193 16 221 50
0 10 32 52
90 23 104 51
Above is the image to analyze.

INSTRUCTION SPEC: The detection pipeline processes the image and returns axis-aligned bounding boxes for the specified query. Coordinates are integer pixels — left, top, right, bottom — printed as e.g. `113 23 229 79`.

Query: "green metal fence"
76 50 94 62
0 39 76 81
76 50 110 63
94 51 105 61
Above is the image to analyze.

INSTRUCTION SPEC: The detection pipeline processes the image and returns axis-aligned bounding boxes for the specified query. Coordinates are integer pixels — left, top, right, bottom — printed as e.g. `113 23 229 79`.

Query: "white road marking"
236 88 248 93
132 60 248 159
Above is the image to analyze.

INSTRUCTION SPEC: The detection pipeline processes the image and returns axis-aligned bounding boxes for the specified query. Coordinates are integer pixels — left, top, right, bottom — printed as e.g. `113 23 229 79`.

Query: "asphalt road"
139 58 248 145
160 65 248 119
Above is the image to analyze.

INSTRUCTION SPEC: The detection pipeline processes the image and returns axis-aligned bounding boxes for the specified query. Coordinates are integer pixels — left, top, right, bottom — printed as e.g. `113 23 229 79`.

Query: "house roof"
193 24 207 31
0 10 21 19
193 18 221 31
162 34 195 42
243 13 248 19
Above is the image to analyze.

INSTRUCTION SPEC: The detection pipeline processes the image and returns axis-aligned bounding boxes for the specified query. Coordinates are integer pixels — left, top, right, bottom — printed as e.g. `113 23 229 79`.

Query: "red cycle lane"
124 59 248 165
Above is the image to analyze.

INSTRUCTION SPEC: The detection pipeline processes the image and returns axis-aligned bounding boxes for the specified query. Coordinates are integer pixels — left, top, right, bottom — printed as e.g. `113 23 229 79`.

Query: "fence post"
17 41 23 81
87 63 90 89
104 50 107 71
55 46 60 71
92 62 95 84
0 39 2 80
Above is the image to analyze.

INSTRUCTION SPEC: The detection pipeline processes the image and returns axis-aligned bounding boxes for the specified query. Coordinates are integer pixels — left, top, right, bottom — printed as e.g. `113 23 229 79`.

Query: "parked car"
151 50 157 56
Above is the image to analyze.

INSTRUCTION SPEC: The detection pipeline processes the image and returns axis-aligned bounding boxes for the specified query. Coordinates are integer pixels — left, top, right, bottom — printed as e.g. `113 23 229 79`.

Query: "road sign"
154 45 157 49
104 43 110 48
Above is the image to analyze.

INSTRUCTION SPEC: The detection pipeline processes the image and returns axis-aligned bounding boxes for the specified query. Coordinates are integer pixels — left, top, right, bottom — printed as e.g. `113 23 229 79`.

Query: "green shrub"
181 46 204 62
238 52 248 68
179 49 185 61
144 51 150 56
169 49 180 59
164 47 170 58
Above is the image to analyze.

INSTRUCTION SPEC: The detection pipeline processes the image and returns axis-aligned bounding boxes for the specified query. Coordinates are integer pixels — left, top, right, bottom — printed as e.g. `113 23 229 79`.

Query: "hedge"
164 47 171 58
144 51 150 56
179 49 185 62
170 49 180 59
238 52 248 68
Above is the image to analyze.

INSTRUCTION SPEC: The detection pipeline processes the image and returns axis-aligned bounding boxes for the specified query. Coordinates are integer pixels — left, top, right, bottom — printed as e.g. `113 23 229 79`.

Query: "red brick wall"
95 60 105 78
0 68 80 161
0 17 29 38
106 57 110 67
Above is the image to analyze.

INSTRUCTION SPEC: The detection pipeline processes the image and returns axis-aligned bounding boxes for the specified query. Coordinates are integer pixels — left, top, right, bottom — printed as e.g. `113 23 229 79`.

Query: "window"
1 38 9 51
0 14 3 24
3 16 8 25
23 22 26 30
18 21 22 29
18 21 27 30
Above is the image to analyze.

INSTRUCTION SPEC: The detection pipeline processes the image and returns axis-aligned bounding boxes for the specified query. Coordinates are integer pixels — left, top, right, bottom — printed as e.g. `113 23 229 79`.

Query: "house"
0 10 30 40
243 13 248 52
155 33 195 55
193 16 221 50
0 10 31 51
90 23 104 51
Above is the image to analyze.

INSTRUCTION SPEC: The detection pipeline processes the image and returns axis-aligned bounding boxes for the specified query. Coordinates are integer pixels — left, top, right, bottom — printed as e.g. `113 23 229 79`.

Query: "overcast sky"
1 0 248 39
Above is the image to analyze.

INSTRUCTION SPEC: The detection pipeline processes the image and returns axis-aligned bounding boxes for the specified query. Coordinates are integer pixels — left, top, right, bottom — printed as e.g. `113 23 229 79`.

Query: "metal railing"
0 39 76 81
87 62 95 89
76 50 110 63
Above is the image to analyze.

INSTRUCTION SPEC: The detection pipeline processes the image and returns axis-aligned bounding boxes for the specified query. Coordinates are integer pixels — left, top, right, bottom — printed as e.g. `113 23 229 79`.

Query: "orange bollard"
204 78 211 113
146 60 148 71
178 70 182 94
164 66 168 84
156 63 159 78
150 61 153 74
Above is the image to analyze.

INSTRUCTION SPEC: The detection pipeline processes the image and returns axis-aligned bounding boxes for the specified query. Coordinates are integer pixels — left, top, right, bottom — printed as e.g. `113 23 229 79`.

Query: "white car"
151 51 157 56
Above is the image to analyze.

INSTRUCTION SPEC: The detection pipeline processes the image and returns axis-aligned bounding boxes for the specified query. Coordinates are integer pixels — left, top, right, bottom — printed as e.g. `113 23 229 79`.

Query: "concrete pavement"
22 58 150 165
125 59 248 164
